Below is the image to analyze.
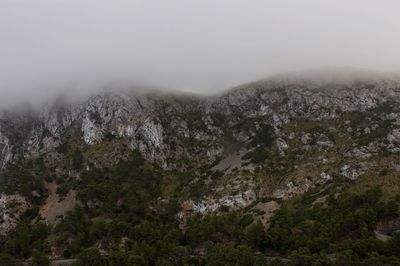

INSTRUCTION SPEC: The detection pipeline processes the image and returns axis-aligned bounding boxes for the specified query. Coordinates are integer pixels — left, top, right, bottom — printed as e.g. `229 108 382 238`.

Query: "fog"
1 0 400 107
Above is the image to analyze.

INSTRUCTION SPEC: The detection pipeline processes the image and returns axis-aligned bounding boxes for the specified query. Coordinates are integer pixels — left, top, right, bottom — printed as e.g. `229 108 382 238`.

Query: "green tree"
71 148 83 170
73 247 104 266
206 244 257 266
0 253 16 266
245 221 266 249
32 250 49 266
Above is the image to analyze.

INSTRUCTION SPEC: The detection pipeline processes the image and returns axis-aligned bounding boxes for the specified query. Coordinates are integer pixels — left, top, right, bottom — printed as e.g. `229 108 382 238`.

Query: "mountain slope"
1 74 400 264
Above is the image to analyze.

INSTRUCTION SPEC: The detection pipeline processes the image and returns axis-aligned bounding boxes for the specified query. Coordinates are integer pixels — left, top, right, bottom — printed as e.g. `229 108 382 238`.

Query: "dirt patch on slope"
39 182 78 224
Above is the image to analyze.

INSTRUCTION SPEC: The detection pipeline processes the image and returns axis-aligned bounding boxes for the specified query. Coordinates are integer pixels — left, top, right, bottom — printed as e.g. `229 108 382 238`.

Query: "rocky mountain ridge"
1 75 400 170
2 74 400 261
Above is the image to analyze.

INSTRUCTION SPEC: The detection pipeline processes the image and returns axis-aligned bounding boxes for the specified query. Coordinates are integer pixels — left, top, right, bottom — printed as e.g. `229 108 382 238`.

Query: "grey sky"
1 0 400 106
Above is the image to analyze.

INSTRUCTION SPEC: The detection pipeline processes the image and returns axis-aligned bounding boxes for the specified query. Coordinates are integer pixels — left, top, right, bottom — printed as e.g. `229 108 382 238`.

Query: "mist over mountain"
2 67 400 111
2 0 400 107
3 1 400 265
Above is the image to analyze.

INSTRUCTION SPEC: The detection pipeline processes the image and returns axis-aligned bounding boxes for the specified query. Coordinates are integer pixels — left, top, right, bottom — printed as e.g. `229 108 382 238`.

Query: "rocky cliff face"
2 74 400 235
2 77 400 169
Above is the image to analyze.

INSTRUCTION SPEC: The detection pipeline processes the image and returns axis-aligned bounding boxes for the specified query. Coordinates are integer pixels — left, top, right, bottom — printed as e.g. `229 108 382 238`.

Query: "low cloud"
1 0 400 107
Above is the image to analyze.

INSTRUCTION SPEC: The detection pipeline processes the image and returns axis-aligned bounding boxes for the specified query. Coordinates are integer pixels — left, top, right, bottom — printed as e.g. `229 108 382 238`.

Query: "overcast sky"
1 0 400 106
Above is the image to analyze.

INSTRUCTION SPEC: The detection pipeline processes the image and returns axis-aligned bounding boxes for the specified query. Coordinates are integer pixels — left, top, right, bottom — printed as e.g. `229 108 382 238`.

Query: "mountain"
2 72 400 264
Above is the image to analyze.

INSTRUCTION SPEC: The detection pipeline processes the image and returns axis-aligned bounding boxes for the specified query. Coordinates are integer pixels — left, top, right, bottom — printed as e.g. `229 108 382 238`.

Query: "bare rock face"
387 129 400 152
273 179 317 200
251 201 280 228
177 189 257 228
0 132 12 169
340 164 367 180
346 145 378 159
0 193 29 235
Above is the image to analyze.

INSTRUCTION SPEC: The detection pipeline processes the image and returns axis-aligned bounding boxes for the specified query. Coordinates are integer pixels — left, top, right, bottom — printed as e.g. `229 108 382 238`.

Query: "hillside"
2 73 400 265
